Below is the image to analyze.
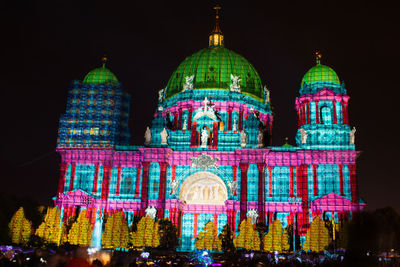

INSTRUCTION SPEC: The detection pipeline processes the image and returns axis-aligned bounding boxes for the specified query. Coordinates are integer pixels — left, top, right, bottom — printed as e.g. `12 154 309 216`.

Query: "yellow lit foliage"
102 211 129 249
302 216 329 252
263 219 290 252
35 207 63 245
195 221 221 251
233 218 260 251
68 210 93 246
8 207 32 245
130 216 159 248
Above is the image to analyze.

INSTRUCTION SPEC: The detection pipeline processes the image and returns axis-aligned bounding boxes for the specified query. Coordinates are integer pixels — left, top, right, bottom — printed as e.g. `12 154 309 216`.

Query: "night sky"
2 1 399 211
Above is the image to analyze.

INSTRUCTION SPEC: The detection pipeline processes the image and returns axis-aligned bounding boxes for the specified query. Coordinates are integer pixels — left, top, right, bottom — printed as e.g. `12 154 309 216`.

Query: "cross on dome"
203 97 209 111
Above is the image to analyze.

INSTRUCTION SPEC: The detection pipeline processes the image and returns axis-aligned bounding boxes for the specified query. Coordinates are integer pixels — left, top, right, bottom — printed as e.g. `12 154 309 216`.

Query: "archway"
179 171 228 205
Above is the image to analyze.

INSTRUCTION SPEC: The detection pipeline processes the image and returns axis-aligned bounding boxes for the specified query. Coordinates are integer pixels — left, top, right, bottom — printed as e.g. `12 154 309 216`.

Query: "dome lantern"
82 56 118 85
209 5 224 47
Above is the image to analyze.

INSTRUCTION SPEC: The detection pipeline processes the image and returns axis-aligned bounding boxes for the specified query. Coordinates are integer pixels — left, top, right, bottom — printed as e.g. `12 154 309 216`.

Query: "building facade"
54 13 364 250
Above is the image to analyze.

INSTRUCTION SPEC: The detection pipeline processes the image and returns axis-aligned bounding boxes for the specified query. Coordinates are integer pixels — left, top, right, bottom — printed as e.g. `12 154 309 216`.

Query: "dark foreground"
1 246 399 267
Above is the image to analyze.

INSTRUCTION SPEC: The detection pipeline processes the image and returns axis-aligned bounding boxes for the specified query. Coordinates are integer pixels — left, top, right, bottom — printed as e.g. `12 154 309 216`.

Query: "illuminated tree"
102 211 129 249
8 207 32 245
233 218 260 251
130 216 159 248
263 219 290 252
195 221 221 251
35 207 63 245
302 216 329 252
68 210 93 246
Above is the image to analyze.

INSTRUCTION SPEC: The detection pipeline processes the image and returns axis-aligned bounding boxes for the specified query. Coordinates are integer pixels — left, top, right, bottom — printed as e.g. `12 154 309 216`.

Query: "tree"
263 219 290 252
195 221 221 251
233 218 260 251
158 218 178 250
102 211 129 249
35 207 63 245
130 216 159 248
8 207 32 245
302 216 329 252
219 224 235 253
68 210 93 246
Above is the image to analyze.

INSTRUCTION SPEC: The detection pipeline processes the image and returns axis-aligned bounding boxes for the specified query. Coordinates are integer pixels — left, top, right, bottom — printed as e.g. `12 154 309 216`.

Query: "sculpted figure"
246 209 259 225
158 88 165 102
227 180 237 196
170 179 179 195
264 85 270 104
201 128 208 148
144 127 151 145
299 128 308 144
160 128 168 145
183 75 194 91
257 130 264 148
232 118 237 132
240 130 247 148
350 127 356 144
182 117 187 131
230 74 241 92
145 206 157 220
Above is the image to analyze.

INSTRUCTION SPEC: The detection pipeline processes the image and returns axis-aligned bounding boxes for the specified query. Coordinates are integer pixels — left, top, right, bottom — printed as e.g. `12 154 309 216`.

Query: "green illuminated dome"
165 46 264 102
83 60 118 85
301 62 340 87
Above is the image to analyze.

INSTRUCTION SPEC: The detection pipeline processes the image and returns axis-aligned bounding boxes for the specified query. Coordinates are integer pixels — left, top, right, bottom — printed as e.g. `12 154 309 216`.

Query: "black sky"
1 0 399 211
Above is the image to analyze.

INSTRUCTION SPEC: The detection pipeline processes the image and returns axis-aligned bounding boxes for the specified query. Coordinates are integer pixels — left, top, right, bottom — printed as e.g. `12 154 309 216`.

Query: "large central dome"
164 46 264 102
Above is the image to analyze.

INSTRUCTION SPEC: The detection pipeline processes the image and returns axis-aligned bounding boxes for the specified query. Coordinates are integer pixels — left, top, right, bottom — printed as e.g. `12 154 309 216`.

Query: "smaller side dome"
83 57 118 85
301 64 340 87
301 52 339 87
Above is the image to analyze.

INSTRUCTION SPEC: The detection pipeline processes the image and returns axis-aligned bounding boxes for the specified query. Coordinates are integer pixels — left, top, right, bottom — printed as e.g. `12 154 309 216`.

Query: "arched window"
320 106 333 125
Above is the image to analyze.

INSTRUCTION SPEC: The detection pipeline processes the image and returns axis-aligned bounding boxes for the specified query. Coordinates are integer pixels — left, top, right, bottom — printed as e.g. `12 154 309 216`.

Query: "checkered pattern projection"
54 44 364 252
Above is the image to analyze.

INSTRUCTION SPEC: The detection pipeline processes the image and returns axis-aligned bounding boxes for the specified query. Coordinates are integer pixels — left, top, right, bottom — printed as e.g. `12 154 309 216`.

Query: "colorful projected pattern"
54 15 364 252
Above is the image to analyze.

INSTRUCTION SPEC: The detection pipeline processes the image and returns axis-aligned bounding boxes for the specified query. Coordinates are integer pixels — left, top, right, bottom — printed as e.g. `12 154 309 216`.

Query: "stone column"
239 163 249 222
68 163 77 191
92 164 100 195
57 163 68 195
140 162 151 215
157 162 168 219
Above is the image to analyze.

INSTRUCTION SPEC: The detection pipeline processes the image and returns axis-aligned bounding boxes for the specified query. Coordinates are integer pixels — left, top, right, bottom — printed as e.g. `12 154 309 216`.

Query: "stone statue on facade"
160 128 168 145
144 126 151 145
227 180 237 196
145 206 157 220
158 88 165 102
232 118 237 132
350 127 356 145
230 74 241 92
182 117 187 131
183 75 194 92
240 130 247 148
170 179 179 195
299 128 308 144
257 130 264 148
264 85 270 105
201 128 208 148
246 209 259 225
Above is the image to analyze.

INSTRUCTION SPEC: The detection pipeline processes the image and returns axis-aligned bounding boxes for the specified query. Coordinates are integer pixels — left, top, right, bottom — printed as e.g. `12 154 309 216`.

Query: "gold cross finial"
101 54 108 67
213 4 221 19
315 51 322 65
209 4 224 47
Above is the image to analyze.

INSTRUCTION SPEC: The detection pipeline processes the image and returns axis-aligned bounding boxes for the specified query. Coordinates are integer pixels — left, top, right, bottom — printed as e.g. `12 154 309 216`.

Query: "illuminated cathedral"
54 7 364 250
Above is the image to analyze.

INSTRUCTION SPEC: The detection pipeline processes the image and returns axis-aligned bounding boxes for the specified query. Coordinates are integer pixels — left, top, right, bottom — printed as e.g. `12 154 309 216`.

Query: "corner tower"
57 57 131 149
295 52 354 150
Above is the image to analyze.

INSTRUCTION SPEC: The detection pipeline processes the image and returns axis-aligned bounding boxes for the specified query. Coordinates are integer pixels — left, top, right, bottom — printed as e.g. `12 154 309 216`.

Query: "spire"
315 51 322 65
209 4 224 47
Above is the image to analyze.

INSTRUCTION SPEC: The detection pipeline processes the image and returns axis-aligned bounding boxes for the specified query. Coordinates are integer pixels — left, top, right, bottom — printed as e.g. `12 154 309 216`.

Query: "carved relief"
179 172 228 205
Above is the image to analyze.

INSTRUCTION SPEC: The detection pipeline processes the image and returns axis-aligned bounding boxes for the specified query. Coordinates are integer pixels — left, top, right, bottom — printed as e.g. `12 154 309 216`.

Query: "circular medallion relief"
179 172 228 205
